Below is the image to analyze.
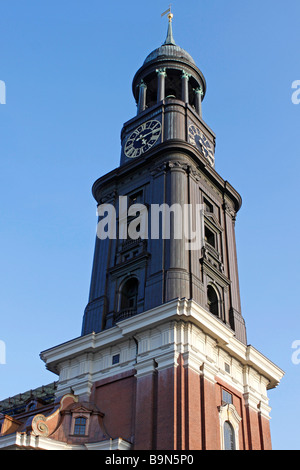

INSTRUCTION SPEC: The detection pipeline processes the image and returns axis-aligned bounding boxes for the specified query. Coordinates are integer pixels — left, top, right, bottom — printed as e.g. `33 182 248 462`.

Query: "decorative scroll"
31 394 78 437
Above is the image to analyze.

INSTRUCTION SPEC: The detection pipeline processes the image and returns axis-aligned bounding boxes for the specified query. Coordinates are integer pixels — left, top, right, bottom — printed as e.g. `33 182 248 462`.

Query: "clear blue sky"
0 0 299 450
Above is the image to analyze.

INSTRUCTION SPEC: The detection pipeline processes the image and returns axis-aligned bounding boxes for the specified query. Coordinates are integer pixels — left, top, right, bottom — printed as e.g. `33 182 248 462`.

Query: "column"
165 161 190 302
156 68 167 102
181 70 191 104
195 86 204 117
137 79 147 114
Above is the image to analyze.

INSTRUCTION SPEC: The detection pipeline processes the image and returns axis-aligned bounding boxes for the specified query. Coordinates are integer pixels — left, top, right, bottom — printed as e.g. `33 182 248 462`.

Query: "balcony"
202 243 224 273
115 308 137 323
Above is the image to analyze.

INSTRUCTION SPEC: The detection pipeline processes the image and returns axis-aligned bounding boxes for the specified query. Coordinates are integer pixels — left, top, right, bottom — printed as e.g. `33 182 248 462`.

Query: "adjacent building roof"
0 382 57 417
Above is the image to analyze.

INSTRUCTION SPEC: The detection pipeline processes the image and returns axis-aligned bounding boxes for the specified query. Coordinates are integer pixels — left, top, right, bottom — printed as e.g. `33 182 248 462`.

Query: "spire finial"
161 5 176 45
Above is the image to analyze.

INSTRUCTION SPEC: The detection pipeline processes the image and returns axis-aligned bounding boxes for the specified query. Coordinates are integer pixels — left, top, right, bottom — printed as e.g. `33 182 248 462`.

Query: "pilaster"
134 358 157 450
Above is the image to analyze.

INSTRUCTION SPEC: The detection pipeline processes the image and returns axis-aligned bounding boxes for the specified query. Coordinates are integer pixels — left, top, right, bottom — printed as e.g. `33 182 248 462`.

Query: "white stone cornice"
181 350 203 375
245 345 284 391
135 358 156 378
155 350 180 371
243 392 260 412
200 362 218 384
40 299 284 397
258 400 272 420
70 377 93 399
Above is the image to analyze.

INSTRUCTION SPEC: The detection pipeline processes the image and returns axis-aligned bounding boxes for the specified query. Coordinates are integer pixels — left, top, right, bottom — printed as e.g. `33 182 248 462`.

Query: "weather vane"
161 4 173 22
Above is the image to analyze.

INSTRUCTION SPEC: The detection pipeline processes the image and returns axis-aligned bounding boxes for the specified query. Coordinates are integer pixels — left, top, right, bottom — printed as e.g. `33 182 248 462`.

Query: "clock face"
188 125 214 166
124 120 162 159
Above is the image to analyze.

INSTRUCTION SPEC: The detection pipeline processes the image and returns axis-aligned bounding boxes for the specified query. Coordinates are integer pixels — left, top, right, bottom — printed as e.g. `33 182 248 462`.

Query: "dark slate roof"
144 44 196 66
144 16 196 66
0 382 57 417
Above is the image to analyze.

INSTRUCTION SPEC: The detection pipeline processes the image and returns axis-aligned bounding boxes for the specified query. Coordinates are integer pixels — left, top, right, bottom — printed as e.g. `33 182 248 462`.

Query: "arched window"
219 403 241 450
207 284 219 316
74 417 87 436
120 278 138 313
224 421 236 450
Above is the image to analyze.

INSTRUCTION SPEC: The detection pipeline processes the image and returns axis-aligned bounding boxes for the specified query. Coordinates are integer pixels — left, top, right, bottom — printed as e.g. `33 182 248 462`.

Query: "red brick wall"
183 366 202 450
93 370 136 443
259 414 272 450
85 362 272 450
246 406 262 449
155 366 177 450
134 371 156 450
201 375 220 449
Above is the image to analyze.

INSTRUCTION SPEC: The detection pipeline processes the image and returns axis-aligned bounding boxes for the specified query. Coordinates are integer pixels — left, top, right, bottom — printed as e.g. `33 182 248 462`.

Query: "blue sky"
0 0 299 450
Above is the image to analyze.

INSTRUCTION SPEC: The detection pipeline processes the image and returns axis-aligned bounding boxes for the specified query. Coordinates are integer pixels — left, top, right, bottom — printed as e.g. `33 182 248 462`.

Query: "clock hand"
136 131 153 141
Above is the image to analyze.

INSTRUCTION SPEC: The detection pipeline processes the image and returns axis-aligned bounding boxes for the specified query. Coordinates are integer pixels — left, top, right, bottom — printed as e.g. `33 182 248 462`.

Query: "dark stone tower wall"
81 22 247 345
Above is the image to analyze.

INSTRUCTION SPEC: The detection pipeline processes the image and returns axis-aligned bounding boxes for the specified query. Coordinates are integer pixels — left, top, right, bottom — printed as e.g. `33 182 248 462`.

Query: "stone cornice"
41 299 284 391
92 127 242 212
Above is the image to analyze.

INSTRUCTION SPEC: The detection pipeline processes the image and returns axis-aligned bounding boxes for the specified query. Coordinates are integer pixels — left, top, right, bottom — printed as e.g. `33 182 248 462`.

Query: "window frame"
218 403 241 451
74 416 87 436
70 412 90 437
204 225 216 249
224 421 236 450
119 276 139 313
207 284 220 317
222 389 233 405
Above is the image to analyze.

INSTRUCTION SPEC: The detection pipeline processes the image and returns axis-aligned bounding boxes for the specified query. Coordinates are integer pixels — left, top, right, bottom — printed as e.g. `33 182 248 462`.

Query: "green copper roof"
163 16 176 45
143 16 196 66
144 44 196 66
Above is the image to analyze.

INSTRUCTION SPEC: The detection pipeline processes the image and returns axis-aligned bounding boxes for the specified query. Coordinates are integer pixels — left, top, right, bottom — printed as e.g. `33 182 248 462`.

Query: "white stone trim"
40 299 284 418
134 358 156 378
218 403 242 450
85 438 132 451
201 362 218 384
0 432 131 451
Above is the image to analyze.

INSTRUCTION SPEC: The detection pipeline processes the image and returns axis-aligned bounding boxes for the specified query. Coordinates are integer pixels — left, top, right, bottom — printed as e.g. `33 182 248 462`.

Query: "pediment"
71 406 91 414
66 401 104 417
205 212 223 232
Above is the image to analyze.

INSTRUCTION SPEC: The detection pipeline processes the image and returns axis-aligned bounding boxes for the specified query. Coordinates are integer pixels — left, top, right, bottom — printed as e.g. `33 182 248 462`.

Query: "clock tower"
15 14 283 451
81 13 247 346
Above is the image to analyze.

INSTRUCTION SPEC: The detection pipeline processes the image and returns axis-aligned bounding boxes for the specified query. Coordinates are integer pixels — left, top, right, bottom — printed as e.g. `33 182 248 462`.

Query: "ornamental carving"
168 161 189 172
156 67 167 76
182 70 191 80
189 167 202 183
99 190 117 205
32 414 49 437
31 394 78 437
223 202 236 221
150 162 168 177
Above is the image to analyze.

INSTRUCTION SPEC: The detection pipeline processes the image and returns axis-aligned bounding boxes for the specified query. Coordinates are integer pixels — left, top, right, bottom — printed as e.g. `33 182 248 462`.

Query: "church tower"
7 14 283 451
81 13 246 346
